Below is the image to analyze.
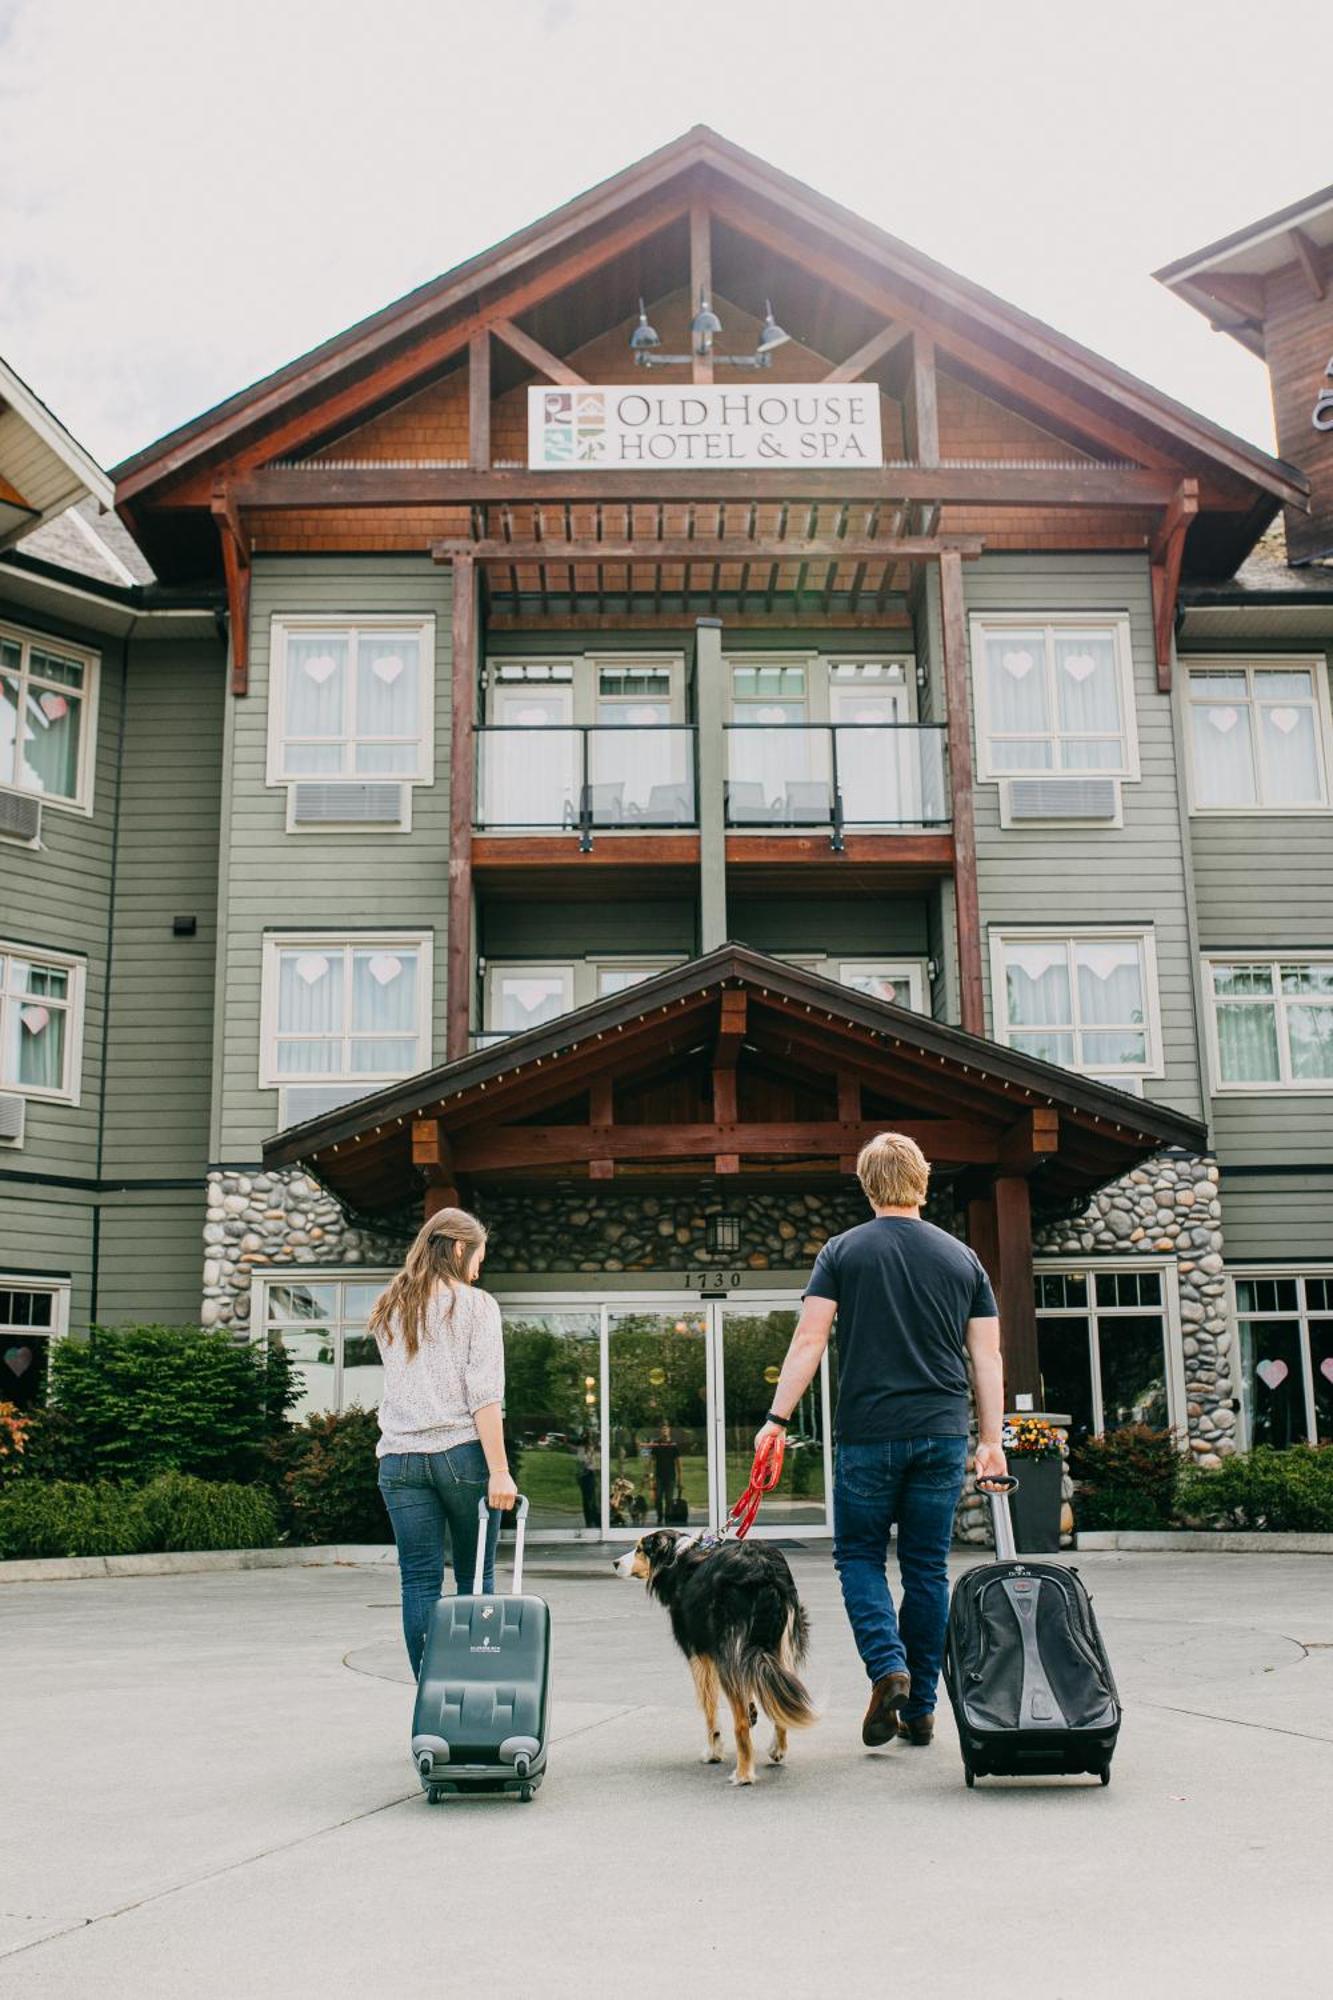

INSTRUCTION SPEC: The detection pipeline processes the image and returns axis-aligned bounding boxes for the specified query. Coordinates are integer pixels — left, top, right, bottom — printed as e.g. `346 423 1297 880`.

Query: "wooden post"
447 555 477 1060
690 202 713 386
993 1174 1040 1402
967 1191 1001 1292
938 549 984 1036
694 617 727 949
469 330 490 470
424 1183 460 1219
211 485 252 695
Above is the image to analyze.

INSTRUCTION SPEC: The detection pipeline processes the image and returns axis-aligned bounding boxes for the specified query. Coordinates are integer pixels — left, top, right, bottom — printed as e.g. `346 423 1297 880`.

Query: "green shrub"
0 1480 143 1559
1177 1446 1333 1533
1071 1424 1180 1530
276 1407 388 1545
132 1472 278 1552
45 1325 295 1485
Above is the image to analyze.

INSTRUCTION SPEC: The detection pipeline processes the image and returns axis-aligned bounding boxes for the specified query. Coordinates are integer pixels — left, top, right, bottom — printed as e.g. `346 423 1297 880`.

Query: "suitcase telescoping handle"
977 1473 1020 1562
474 1494 530 1596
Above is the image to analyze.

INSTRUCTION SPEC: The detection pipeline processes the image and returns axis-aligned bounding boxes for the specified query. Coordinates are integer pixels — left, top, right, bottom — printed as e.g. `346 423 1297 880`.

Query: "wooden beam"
424 1183 461 1219
994 1174 1039 1401
432 534 984 563
469 330 490 470
447 555 477 1060
690 201 713 385
589 1074 614 1125
588 1158 616 1181
715 989 746 1066
453 1118 1002 1170
411 1118 451 1170
1288 227 1327 303
714 1153 741 1176
967 1192 1001 1291
210 484 251 696
823 322 911 382
234 464 1181 511
490 316 586 386
996 1107 1059 1174
1150 478 1198 691
938 550 984 1036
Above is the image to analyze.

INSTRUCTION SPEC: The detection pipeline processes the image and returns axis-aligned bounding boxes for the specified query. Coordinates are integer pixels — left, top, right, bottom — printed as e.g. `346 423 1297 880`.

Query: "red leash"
721 1431 786 1541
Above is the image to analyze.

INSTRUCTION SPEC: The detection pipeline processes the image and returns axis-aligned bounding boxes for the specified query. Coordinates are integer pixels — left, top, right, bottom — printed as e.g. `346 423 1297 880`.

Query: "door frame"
492 1289 834 1541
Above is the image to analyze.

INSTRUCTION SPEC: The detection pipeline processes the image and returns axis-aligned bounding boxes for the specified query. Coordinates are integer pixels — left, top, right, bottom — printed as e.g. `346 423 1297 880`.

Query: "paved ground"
3 1547 1331 1999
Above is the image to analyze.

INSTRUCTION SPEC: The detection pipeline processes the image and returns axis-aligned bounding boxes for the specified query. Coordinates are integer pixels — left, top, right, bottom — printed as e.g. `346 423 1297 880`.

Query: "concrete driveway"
2 1548 1330 1998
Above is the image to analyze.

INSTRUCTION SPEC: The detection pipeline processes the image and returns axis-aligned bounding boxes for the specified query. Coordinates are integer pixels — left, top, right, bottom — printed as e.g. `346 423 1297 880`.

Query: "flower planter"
1009 1456 1063 1554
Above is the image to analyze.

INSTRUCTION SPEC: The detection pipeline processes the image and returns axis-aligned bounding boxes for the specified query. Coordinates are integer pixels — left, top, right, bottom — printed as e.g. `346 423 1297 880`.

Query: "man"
649 1418 683 1524
754 1132 1007 1750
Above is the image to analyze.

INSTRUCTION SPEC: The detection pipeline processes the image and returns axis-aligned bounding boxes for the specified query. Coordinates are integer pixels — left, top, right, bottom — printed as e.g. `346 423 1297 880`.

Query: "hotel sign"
527 384 882 470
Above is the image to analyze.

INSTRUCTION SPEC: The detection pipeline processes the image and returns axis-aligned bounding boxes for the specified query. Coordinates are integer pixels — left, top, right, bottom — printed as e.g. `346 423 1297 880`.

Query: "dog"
615 1531 814 1785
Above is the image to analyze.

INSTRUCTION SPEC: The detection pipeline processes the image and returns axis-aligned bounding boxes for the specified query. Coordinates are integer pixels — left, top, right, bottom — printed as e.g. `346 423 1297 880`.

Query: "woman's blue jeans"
377 1440 501 1676
832 1435 968 1719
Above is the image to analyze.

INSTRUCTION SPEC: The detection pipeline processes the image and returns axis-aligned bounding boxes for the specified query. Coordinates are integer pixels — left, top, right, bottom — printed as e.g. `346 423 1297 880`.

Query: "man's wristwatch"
764 1411 790 1429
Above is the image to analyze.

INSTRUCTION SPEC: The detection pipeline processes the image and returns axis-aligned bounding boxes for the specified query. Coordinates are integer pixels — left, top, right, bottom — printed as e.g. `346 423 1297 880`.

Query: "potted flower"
1002 1416 1065 1554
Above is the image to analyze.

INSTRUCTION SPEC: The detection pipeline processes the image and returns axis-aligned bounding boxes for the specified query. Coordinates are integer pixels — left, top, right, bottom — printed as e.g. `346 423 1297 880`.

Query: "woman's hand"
488 1468 518 1511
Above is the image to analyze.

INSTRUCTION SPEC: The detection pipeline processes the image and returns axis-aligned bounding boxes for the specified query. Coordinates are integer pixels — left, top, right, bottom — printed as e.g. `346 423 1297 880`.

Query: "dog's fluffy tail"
720 1632 816 1731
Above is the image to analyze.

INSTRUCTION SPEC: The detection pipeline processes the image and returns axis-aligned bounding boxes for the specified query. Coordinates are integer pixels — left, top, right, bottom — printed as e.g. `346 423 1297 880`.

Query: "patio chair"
725 779 774 824
781 779 834 824
585 782 625 826
640 781 695 824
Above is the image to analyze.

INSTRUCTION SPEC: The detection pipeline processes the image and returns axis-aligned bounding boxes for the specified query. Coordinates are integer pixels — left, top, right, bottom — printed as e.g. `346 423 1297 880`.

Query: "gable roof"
1155 184 1333 357
265 943 1207 1218
114 127 1305 525
0 354 113 549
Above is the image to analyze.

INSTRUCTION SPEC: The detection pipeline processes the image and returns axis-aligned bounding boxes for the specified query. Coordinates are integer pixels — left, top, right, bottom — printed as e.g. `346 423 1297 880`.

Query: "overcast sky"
0 0 1321 472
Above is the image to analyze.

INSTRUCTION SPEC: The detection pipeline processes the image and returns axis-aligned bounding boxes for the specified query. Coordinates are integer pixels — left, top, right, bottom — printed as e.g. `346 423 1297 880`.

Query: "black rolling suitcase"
410 1495 550 1804
944 1475 1121 1788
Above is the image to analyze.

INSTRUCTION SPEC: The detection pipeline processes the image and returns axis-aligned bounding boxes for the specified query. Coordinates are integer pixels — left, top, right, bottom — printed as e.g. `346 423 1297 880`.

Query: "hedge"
1177 1446 1333 1533
0 1472 278 1562
1071 1425 1180 1530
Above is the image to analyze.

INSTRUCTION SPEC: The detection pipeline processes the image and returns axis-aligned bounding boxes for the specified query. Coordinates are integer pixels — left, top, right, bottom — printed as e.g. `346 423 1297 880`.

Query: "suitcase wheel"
426 1784 447 1805
963 1765 976 1789
1098 1765 1111 1787
519 1782 535 1804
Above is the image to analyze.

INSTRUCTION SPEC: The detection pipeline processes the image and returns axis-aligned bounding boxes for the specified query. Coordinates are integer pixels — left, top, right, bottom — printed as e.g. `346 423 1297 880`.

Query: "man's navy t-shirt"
805 1217 998 1442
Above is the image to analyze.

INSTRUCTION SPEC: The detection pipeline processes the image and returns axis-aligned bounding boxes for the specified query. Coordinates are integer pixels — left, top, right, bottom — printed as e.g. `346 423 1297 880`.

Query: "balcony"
476 725 697 849
724 723 949 848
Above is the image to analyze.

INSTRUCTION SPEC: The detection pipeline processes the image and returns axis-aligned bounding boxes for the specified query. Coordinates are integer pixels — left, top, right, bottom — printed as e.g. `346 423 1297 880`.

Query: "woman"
370 1207 517 1676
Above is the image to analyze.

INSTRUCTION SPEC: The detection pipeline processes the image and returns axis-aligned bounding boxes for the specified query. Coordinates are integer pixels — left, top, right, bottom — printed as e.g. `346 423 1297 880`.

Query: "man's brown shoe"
862 1671 911 1746
897 1712 935 1747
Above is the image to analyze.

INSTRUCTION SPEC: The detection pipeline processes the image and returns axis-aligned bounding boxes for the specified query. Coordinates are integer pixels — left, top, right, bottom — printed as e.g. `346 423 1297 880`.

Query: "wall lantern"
631 295 790 370
706 1213 742 1256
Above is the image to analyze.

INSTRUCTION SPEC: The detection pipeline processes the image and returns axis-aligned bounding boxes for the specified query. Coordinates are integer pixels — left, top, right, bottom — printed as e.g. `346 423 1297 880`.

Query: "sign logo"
1312 357 1333 432
528 385 882 470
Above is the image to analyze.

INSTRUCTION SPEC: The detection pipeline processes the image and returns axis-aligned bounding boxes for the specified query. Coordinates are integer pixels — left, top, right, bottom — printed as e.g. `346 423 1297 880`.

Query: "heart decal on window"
19 1005 50 1035
1062 653 1097 682
1321 1356 1333 1384
371 655 404 685
1208 708 1239 734
38 692 69 721
1002 650 1034 680
1255 1358 1288 1391
3 1345 32 1378
294 954 330 985
302 655 338 685
366 954 403 986
1269 708 1300 736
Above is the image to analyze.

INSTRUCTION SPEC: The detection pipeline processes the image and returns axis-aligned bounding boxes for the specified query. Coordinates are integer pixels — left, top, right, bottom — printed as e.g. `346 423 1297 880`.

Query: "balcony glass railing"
476 725 697 844
724 723 949 839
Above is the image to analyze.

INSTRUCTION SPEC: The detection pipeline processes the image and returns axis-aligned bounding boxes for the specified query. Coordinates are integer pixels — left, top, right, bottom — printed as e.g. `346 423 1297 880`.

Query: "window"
0 1278 69 1409
779 956 927 1011
991 931 1160 1080
260 936 431 1101
256 1273 390 1418
971 616 1137 780
0 944 84 1101
1034 1265 1178 1442
0 623 98 812
268 617 434 783
1186 659 1330 812
484 958 681 1034
1231 1271 1333 1447
1204 956 1333 1092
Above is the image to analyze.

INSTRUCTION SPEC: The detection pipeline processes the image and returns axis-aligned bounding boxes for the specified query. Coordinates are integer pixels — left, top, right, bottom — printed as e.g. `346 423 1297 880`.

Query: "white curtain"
354 636 420 776
1004 942 1074 1064
1283 964 1333 1081
984 632 1049 770
495 973 570 1033
284 637 348 774
1074 941 1146 1067
276 951 342 1075
1214 1001 1280 1083
4 958 68 1091
1055 634 1121 768
350 950 419 1074
1192 696 1256 806
484 697 578 828
593 701 678 819
1259 672 1322 803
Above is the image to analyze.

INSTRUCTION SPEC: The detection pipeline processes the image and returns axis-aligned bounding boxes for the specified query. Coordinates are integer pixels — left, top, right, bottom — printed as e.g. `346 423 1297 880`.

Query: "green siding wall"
214 557 453 1161
729 895 928 956
0 1186 95 1334
481 900 696 958
95 1189 207 1326
964 555 1204 1123
1220 1175 1333 1262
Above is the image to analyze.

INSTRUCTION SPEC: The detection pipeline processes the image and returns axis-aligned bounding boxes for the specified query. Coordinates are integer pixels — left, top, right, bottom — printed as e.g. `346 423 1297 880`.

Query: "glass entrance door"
497 1293 834 1539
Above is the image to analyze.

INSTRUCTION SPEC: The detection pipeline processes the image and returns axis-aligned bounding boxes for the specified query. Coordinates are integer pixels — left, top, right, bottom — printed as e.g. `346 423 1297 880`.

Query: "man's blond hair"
856 1130 930 1209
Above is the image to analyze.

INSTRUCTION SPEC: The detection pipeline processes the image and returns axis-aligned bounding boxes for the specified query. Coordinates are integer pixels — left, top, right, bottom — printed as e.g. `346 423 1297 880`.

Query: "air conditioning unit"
0 1092 26 1147
0 792 41 845
999 776 1121 828
280 1082 372 1125
286 782 409 833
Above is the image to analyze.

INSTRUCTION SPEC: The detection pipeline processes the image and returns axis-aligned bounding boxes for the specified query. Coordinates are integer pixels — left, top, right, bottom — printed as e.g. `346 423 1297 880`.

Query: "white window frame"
0 1274 71 1339
266 615 436 786
1202 952 1333 1095
1033 1256 1186 1439
970 612 1140 784
0 941 86 1104
0 619 100 816
484 653 686 725
1227 1263 1333 1448
483 957 684 1032
251 1268 394 1418
778 954 928 1011
1183 655 1332 816
259 932 433 1097
989 927 1162 1081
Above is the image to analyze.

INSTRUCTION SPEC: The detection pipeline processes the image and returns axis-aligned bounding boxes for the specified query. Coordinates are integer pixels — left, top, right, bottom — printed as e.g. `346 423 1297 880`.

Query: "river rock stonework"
477 1185 877 1275
202 1169 411 1333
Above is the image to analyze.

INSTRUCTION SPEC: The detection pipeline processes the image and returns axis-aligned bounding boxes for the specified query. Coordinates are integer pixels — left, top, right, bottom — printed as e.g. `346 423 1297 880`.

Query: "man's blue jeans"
833 1435 968 1719
378 1440 501 1677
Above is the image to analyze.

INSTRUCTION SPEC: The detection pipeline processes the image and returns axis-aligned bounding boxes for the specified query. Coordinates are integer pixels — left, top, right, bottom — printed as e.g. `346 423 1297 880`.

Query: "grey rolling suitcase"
943 1475 1121 1788
411 1495 551 1803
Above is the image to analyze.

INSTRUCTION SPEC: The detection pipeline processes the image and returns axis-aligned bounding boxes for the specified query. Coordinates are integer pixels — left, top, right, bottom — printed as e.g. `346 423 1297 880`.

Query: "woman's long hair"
369 1207 488 1360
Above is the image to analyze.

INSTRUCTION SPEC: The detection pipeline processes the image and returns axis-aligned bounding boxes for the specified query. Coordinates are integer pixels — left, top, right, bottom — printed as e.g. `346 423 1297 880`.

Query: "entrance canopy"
266 943 1204 1213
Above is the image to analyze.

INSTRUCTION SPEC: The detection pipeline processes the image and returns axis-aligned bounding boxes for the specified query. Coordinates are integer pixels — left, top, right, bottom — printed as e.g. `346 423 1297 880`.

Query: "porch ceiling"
264 945 1206 1219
